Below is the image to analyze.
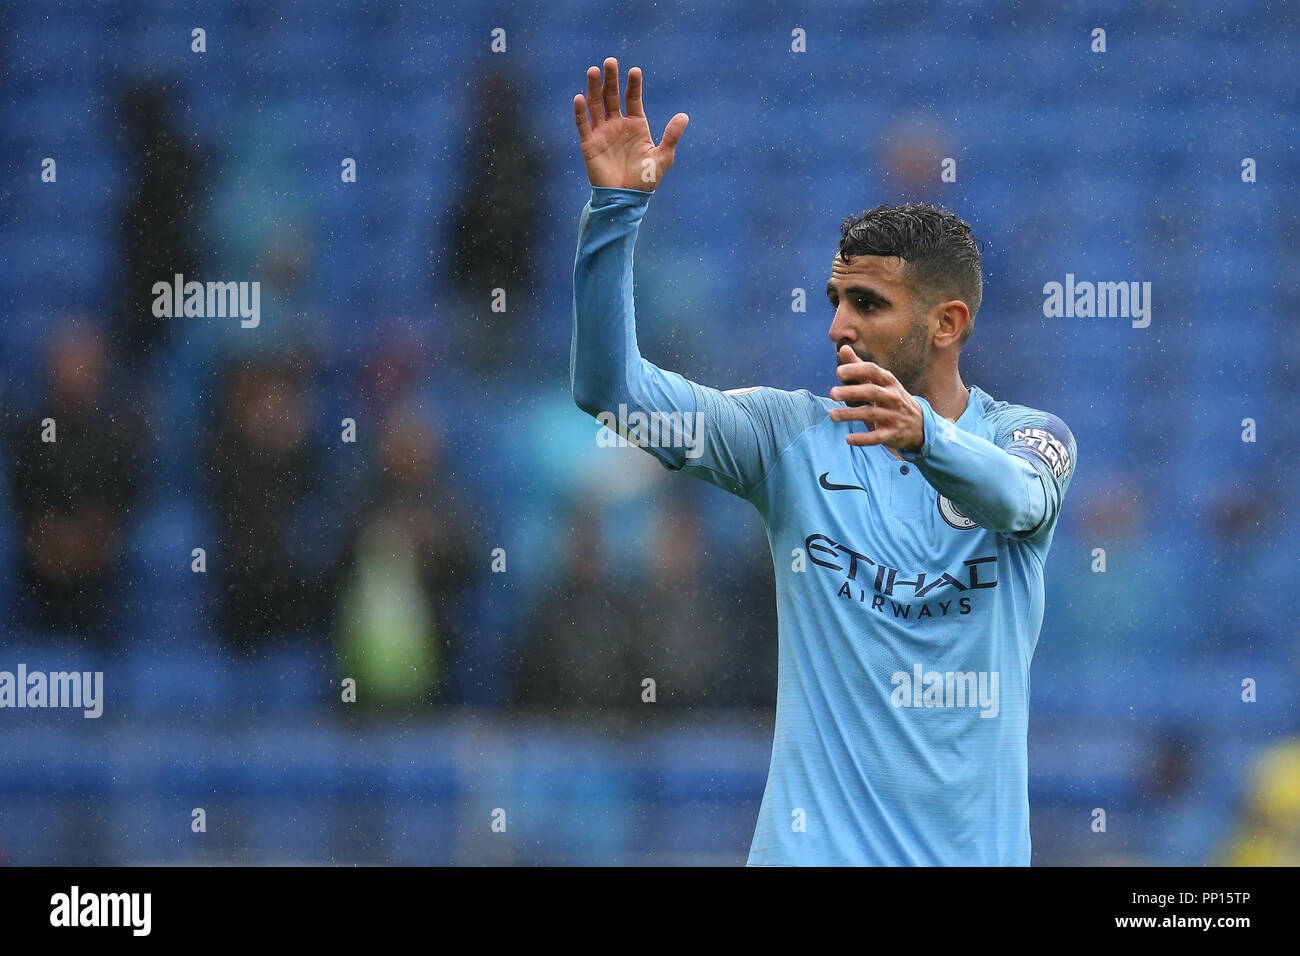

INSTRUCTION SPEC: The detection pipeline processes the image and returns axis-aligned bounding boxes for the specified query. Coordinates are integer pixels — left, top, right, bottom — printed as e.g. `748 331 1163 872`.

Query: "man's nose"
828 310 856 346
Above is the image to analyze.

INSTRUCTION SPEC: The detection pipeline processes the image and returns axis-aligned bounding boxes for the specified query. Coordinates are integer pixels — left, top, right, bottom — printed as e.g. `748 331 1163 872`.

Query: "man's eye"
857 299 874 312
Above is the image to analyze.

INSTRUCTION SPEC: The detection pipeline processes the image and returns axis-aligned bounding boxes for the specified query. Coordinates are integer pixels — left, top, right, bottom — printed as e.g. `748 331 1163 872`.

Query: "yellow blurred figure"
1216 739 1300 866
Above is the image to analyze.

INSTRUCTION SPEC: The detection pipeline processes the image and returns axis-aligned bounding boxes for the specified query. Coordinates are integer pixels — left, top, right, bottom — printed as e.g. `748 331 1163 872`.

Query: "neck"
917 366 969 423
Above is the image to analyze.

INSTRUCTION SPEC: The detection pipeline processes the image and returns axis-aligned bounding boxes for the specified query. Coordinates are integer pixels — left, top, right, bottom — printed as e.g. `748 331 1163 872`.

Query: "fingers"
831 392 925 451
602 57 622 120
660 112 688 151
846 430 894 447
586 66 604 126
573 94 592 140
626 66 645 118
829 404 881 426
829 382 890 406
835 359 895 386
831 405 900 446
825 403 892 444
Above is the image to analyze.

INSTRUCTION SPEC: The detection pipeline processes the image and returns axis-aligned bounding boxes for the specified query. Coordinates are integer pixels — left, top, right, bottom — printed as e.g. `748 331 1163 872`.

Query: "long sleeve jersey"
571 186 1077 865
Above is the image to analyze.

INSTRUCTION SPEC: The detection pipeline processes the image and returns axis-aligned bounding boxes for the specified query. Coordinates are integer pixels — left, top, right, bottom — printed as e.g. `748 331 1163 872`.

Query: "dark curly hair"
837 203 983 344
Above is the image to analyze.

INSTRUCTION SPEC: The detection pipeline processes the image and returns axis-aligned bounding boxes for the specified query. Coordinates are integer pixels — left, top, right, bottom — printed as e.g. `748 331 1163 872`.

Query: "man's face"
826 253 932 394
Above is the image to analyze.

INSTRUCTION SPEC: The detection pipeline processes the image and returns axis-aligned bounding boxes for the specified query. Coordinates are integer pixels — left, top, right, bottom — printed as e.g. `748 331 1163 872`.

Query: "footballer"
570 58 1077 865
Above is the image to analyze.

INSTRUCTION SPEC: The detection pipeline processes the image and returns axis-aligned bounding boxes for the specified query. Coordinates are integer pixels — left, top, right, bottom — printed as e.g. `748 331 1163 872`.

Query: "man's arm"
571 182 825 498
569 55 690 431
570 60 825 501
827 353 1076 539
570 185 684 423
901 399 1077 540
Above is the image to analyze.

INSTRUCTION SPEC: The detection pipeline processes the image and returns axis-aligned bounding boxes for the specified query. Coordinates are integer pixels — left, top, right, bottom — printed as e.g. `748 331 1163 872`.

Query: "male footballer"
570 58 1077 865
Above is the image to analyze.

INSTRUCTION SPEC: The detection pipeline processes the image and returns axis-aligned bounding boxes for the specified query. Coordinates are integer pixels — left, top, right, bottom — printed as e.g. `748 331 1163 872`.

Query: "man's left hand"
828 345 926 452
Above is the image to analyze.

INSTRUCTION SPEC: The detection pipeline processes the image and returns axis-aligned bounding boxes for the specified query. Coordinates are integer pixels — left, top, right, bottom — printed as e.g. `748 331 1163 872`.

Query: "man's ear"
933 300 971 348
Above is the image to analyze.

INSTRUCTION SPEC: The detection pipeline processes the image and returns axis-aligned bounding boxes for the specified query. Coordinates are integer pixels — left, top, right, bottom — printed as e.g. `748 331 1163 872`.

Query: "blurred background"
0 0 1297 865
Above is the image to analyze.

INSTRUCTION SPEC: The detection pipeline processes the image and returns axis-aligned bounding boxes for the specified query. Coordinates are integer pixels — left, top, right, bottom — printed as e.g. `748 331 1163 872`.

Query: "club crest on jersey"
938 495 977 530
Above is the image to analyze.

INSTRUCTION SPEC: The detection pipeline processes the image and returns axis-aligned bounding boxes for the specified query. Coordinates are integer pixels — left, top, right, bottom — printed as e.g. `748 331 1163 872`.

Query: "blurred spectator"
631 508 732 709
884 121 952 199
440 67 544 371
711 520 780 710
1049 472 1192 663
512 507 647 713
1215 739 1300 866
112 82 205 364
1196 487 1292 656
336 399 476 709
511 464 777 714
7 321 145 637
205 354 336 644
362 339 423 413
1129 731 1222 864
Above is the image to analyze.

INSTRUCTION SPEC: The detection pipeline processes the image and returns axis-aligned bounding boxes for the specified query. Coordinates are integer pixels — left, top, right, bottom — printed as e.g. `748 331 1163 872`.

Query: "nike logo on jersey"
819 472 868 494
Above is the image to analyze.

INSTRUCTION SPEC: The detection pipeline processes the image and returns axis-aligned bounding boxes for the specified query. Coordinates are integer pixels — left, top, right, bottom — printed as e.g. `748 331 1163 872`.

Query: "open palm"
573 58 688 192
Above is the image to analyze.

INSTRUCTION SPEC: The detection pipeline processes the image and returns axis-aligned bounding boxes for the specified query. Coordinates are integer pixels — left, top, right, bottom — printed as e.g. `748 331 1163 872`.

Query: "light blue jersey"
571 187 1077 866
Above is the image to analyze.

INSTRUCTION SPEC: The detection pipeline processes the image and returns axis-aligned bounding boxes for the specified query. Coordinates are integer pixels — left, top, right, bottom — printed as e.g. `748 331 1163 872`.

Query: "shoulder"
972 387 1077 483
693 384 835 456
716 384 836 418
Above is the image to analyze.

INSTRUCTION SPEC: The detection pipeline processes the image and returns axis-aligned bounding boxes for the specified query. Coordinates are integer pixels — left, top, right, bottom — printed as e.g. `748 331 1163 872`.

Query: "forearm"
570 186 695 425
901 398 1050 536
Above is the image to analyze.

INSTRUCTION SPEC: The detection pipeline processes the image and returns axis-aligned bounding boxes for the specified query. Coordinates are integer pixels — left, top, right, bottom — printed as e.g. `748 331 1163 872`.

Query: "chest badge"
938 495 978 530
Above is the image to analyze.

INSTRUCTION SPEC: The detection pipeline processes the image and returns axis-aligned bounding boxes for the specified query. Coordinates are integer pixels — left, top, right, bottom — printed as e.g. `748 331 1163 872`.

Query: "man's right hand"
573 57 688 192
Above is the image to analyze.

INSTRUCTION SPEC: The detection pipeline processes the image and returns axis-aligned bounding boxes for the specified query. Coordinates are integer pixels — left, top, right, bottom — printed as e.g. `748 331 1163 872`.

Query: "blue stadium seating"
1 0 1294 865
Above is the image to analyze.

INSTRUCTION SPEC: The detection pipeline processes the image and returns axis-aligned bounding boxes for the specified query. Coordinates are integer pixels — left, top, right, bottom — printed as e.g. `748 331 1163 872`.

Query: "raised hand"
573 57 688 192
829 345 927 451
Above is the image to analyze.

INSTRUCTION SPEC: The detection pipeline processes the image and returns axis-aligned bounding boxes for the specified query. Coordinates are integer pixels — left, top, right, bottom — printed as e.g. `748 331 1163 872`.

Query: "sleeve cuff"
590 186 654 208
898 395 938 460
